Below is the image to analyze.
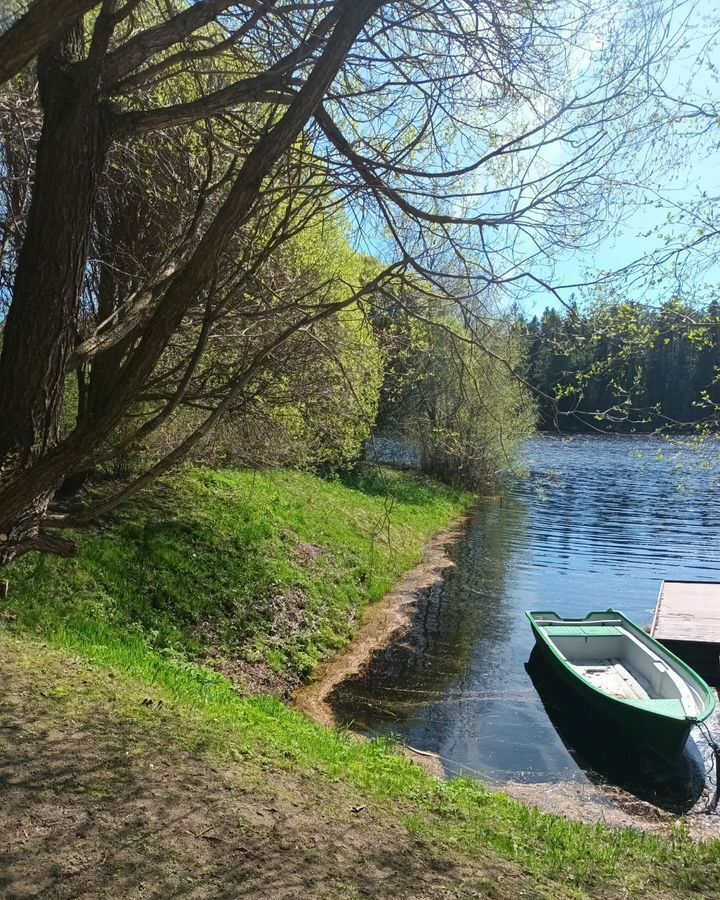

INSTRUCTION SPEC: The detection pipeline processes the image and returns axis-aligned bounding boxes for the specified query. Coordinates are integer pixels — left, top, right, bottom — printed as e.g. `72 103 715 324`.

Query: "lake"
330 435 720 812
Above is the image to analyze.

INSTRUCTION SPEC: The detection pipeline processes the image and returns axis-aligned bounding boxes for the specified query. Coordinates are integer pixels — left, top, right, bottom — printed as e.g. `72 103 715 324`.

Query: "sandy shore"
293 514 469 729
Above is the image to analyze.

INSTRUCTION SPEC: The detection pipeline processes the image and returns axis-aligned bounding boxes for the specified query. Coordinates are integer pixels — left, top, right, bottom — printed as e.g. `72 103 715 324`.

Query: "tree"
0 0 684 564
519 299 720 431
372 280 535 485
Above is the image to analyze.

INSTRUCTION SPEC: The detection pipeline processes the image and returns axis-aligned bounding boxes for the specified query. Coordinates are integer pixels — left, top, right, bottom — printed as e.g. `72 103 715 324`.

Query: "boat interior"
540 620 703 718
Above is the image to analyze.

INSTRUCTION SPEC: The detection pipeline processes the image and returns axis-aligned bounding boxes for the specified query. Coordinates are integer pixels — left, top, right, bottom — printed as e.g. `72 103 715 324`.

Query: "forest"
521 301 720 432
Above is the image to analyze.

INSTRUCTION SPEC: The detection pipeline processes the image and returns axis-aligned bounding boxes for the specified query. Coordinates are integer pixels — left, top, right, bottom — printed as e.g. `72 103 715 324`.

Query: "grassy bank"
1 465 719 898
4 465 470 691
1 628 718 899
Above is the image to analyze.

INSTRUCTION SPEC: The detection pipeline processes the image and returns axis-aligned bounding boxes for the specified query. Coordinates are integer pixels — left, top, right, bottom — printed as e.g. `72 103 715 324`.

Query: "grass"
4 465 470 683
1 464 719 898
2 628 719 899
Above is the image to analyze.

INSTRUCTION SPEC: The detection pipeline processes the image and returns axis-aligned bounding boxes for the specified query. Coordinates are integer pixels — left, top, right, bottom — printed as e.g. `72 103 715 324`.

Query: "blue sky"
347 0 719 317
517 0 720 313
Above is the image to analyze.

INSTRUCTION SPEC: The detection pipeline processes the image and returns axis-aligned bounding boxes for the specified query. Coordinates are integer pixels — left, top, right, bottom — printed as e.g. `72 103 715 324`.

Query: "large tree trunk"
0 21 111 562
0 0 380 567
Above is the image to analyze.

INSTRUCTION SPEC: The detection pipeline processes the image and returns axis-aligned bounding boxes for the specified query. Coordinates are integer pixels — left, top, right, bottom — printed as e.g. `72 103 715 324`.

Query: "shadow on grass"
339 466 461 508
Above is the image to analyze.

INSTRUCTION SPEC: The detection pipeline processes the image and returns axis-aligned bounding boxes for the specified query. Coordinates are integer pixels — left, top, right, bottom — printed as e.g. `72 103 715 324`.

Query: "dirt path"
0 635 552 900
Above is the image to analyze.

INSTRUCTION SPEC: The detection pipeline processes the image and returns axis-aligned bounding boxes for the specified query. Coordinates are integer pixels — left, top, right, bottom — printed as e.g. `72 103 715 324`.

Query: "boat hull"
529 620 695 759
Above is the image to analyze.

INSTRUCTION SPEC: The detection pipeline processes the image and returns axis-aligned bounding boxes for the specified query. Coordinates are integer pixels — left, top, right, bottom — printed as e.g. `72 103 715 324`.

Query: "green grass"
5 465 470 681
2 464 719 898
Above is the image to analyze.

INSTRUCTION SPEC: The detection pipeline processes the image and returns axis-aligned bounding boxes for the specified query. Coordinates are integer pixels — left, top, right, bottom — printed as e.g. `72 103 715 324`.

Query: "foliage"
375 292 535 487
521 299 720 431
200 219 385 472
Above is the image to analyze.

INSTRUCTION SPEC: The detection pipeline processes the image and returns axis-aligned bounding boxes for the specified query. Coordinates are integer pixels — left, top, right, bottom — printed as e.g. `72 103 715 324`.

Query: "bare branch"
114 73 293 137
101 0 246 89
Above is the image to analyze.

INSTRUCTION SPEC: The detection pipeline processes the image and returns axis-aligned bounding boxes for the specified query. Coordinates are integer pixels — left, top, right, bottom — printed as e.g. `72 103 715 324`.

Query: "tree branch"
31 530 78 557
0 0 101 86
101 0 246 89
315 106 497 228
57 259 404 525
114 73 293 137
113 2 344 136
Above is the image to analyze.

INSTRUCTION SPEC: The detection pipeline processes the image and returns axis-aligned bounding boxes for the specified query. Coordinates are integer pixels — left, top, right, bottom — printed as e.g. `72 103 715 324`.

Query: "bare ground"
0 635 562 900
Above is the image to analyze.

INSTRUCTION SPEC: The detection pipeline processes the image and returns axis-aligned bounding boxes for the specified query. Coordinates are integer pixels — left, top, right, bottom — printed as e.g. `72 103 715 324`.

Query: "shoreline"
498 770 720 840
293 507 720 839
292 512 470 738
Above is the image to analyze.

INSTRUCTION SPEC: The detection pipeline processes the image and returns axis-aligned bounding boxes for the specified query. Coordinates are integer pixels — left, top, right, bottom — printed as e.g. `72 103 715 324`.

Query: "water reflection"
331 435 720 803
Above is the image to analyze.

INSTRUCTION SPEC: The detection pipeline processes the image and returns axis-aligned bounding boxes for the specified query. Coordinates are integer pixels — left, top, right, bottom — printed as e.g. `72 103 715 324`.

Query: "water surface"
331 435 720 811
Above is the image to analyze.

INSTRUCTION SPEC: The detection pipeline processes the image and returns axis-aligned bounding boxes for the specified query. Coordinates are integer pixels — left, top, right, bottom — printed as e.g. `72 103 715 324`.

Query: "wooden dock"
651 581 720 685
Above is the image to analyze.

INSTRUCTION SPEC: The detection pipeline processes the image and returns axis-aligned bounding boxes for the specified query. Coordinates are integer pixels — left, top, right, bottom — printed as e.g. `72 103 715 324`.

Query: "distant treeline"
520 302 720 432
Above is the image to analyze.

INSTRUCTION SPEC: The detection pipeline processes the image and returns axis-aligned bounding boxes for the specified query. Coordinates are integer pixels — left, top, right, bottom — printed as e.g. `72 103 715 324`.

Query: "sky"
551 52 720 310
347 0 720 318
509 0 720 314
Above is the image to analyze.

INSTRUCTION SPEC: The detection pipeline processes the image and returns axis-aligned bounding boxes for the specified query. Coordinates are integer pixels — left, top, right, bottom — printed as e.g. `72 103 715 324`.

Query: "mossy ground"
1 466 719 898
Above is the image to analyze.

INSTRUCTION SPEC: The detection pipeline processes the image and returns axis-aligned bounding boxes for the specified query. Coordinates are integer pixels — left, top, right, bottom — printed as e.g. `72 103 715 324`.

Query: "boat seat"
626 633 698 715
630 698 686 717
545 625 622 637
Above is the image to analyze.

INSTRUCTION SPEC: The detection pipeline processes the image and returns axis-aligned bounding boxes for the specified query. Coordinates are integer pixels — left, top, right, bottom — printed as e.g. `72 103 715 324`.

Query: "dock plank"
652 581 720 644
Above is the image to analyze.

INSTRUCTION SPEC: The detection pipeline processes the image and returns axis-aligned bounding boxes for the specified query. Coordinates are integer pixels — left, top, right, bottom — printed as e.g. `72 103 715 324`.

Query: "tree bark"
0 21 112 561
0 0 101 86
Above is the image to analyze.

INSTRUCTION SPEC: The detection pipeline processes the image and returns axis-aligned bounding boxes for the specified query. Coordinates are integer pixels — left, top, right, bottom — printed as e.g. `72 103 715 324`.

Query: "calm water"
331 435 720 810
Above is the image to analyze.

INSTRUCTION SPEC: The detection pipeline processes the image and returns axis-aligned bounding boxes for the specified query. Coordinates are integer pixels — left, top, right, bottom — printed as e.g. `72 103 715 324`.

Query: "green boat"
527 609 716 759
